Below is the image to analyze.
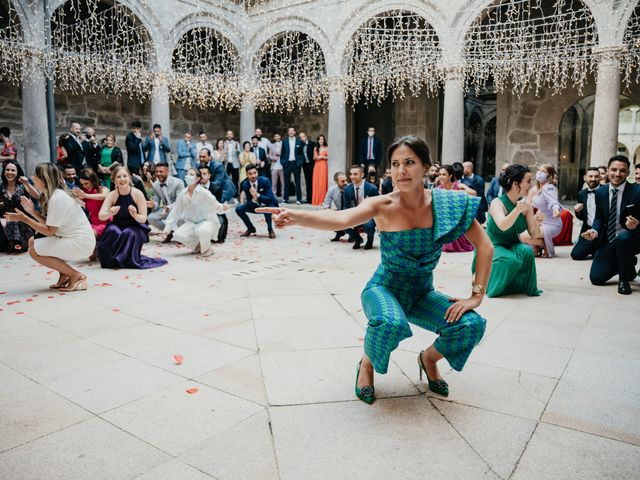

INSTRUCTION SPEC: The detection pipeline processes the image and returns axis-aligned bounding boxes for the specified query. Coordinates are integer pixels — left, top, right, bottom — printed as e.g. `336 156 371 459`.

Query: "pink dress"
84 189 109 238
438 182 475 253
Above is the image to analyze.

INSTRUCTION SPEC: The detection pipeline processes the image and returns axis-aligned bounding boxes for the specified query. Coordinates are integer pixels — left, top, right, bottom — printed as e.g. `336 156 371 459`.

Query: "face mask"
185 175 197 186
367 131 375 137
535 172 548 182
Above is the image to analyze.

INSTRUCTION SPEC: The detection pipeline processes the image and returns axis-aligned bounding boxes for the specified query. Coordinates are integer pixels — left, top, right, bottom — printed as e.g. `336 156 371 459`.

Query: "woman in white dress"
3 163 95 291
163 168 228 257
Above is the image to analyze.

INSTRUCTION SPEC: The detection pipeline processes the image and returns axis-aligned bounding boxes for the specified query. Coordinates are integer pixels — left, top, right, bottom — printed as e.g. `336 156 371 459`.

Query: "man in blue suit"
582 156 640 295
125 120 145 175
144 124 171 165
175 130 197 181
251 135 270 178
342 164 379 249
359 126 382 172
236 164 279 239
279 126 304 204
461 161 487 223
486 163 510 205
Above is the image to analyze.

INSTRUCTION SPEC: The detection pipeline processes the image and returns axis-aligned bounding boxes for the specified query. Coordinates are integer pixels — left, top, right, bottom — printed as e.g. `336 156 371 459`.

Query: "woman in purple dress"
521 164 562 258
97 165 167 269
437 165 477 252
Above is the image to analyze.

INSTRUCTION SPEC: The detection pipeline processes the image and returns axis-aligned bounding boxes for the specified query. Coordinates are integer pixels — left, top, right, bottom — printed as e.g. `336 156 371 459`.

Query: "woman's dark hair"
440 165 455 183
243 141 251 149
216 139 224 149
452 162 464 181
499 164 531 191
317 134 327 147
58 134 69 147
387 135 431 167
367 169 378 183
1 160 24 185
79 168 101 191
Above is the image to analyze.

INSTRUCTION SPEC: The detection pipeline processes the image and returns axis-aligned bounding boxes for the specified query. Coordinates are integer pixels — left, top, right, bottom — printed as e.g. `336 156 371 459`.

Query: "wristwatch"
471 283 485 295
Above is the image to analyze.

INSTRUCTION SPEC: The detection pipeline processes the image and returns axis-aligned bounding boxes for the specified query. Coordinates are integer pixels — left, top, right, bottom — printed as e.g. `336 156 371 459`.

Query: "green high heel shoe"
355 361 375 405
418 350 449 397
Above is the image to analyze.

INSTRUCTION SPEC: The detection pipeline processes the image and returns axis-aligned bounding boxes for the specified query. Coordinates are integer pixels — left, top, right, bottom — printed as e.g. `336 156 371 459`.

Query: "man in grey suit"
323 171 348 241
149 162 184 237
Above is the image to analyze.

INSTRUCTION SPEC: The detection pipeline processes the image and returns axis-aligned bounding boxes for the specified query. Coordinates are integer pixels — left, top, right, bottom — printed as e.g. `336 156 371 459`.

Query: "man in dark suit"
461 161 487 223
64 122 85 171
299 132 316 204
251 135 269 178
571 167 601 261
197 148 236 243
582 156 640 294
342 164 379 249
82 127 101 172
359 126 382 173
125 120 145 175
236 164 279 239
280 126 304 204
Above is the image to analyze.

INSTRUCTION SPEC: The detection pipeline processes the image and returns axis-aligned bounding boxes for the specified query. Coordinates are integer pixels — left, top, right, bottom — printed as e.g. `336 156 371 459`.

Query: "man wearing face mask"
163 168 228 257
359 126 382 173
571 167 601 261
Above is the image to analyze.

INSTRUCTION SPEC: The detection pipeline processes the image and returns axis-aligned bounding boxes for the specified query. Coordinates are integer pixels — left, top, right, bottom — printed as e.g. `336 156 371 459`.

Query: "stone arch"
334 0 446 71
169 12 244 58
1 0 28 43
247 16 331 71
452 0 604 48
617 0 640 45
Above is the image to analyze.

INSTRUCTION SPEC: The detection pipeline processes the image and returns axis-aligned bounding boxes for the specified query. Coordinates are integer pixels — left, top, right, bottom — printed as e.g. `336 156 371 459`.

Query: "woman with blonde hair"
97 165 167 269
3 163 95 291
521 163 563 257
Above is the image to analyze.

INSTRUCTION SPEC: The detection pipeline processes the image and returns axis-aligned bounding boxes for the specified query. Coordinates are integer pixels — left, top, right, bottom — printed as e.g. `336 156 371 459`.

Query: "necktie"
355 187 360 206
607 188 618 243
340 189 345 209
368 138 372 160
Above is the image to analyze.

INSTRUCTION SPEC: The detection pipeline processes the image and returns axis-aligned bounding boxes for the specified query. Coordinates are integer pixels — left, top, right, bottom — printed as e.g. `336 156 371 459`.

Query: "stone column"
475 130 485 175
441 67 465 165
151 80 170 138
21 64 50 174
327 84 347 180
240 97 255 144
590 47 624 167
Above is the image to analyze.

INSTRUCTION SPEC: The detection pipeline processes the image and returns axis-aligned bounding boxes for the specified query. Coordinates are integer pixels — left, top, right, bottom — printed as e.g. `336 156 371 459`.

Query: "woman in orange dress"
311 134 328 206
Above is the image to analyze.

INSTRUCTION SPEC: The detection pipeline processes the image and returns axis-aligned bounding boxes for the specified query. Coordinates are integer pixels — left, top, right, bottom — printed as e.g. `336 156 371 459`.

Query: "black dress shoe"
240 228 256 237
330 233 342 242
268 230 276 239
352 237 362 250
618 280 632 295
363 239 374 250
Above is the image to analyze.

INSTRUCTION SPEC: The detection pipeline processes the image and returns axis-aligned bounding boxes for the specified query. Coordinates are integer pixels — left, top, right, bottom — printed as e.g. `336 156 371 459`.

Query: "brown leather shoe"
268 230 276 239
240 228 256 237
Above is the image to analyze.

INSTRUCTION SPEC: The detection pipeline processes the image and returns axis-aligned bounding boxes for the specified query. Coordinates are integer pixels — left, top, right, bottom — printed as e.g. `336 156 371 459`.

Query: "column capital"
592 44 627 62
443 65 466 82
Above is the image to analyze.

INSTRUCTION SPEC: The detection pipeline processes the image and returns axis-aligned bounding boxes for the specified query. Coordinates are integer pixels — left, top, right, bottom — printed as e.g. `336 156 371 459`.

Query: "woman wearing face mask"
162 168 228 257
473 165 543 297
521 164 562 257
0 161 36 253
97 165 167 269
3 163 95 291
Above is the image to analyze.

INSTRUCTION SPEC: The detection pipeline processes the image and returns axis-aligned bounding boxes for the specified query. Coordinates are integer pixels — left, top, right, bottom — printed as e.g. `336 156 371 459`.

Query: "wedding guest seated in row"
582 155 640 295
236 164 278 239
97 165 167 270
149 162 184 240
474 165 543 298
4 163 95 291
0 161 36 253
571 167 601 261
73 169 109 260
323 171 348 242
140 161 157 206
521 164 562 258
163 168 229 257
437 164 476 253
343 164 378 250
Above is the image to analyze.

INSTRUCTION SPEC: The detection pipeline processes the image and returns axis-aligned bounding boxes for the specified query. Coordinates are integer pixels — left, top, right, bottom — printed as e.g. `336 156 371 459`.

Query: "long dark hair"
79 168 101 191
387 136 431 167
1 160 25 186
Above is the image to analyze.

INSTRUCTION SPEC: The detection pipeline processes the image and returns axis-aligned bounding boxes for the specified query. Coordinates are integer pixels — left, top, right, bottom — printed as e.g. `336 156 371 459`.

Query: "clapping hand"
581 229 598 241
574 202 584 213
110 205 121 215
249 185 258 200
515 199 530 215
19 196 36 215
3 210 27 223
255 207 293 227
18 176 30 186
128 205 137 216
72 187 86 199
534 210 545 225
626 215 639 230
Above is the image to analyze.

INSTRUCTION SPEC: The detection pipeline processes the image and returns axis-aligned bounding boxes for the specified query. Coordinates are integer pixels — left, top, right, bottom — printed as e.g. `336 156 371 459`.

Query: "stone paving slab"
0 213 638 478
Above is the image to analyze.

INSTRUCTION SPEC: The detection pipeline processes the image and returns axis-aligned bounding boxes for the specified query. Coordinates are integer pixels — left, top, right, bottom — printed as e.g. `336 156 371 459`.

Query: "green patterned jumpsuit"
362 189 487 374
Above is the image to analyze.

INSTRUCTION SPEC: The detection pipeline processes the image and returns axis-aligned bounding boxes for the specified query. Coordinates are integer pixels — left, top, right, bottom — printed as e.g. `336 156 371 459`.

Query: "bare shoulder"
131 188 145 201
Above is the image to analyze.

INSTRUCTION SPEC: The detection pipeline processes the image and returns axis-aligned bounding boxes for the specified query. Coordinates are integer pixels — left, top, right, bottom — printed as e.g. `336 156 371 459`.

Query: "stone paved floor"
1 212 639 480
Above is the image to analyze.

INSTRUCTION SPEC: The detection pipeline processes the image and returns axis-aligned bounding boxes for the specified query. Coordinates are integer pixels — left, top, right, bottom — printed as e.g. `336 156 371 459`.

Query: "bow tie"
587 190 595 195
160 183 167 188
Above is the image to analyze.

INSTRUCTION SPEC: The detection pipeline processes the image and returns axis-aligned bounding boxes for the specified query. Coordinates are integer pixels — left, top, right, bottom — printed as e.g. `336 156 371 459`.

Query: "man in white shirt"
269 133 284 197
571 167 601 260
193 131 214 159
255 128 272 153
223 130 241 197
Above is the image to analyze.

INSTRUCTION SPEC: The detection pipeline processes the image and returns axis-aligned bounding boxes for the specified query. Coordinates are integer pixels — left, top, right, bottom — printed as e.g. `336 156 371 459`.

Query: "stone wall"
394 94 440 163
0 81 26 164
255 109 328 143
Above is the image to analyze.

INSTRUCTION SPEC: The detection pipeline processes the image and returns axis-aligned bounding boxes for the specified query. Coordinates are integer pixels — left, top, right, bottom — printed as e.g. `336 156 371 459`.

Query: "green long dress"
474 194 542 298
